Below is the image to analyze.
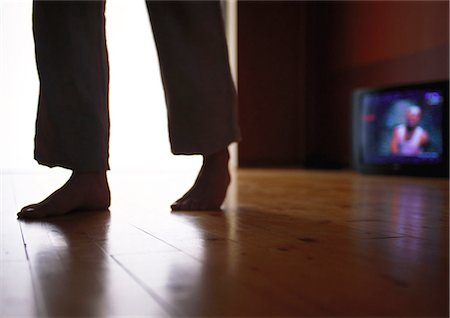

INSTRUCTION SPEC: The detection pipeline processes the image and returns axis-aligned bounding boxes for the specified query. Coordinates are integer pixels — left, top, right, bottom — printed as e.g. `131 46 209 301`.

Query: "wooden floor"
1 169 448 317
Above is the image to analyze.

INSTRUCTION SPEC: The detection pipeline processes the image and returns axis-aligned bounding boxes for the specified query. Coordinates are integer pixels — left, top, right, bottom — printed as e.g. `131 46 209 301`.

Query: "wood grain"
3 169 448 317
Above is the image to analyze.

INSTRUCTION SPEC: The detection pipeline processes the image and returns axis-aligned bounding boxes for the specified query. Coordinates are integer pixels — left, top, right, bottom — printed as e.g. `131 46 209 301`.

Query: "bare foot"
171 148 231 211
17 171 110 219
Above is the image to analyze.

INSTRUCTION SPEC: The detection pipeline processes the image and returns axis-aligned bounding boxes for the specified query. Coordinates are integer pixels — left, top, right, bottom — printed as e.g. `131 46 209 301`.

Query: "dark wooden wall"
237 1 449 167
237 2 307 167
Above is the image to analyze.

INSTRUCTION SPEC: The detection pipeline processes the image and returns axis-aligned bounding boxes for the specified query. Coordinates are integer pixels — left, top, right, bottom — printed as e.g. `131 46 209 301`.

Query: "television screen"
353 81 448 177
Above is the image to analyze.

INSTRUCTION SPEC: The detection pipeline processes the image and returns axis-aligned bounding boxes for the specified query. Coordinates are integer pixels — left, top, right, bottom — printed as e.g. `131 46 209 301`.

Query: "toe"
17 207 34 218
17 207 46 219
171 199 194 211
20 204 38 213
171 201 185 211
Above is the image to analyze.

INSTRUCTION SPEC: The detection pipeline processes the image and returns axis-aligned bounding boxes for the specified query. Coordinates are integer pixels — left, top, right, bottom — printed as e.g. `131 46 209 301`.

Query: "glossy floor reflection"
2 169 448 317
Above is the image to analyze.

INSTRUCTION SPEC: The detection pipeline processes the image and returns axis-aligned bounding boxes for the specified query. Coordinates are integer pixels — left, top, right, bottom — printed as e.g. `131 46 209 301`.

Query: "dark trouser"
33 1 240 171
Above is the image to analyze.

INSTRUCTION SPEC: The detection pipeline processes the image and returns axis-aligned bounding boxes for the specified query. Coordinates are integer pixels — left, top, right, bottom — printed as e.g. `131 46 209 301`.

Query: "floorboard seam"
10 174 48 317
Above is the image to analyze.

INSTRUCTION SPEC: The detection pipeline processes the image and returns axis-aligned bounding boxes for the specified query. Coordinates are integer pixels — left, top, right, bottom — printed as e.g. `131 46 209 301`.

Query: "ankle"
71 171 111 206
203 148 229 165
71 170 107 180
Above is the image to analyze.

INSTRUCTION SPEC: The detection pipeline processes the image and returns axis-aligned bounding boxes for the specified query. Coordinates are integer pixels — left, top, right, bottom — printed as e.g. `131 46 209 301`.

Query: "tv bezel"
352 80 449 178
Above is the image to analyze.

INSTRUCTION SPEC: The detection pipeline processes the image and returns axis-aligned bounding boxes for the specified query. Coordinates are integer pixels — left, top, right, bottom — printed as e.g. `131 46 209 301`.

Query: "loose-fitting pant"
33 0 240 171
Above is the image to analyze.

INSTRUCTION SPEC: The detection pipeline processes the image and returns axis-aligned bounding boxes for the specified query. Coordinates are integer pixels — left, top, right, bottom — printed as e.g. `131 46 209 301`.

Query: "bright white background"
0 0 218 173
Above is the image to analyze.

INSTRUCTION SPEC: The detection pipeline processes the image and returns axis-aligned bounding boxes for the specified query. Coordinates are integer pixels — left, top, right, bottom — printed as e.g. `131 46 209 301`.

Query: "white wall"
0 0 204 173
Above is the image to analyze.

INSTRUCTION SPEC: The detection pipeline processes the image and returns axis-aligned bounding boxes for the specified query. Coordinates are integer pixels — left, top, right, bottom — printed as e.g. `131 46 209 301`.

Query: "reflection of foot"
17 171 110 219
171 148 231 211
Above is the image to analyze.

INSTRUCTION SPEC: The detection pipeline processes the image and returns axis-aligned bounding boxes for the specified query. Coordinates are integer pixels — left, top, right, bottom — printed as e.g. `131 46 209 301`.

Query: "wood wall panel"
306 1 450 166
238 2 306 167
238 1 449 167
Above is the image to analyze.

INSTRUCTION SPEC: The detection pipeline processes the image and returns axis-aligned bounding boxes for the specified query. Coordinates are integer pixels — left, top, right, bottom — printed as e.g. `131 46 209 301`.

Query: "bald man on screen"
390 105 429 156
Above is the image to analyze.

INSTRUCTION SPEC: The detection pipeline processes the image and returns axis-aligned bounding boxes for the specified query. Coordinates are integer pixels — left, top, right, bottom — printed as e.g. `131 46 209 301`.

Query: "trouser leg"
145 1 241 155
33 1 109 171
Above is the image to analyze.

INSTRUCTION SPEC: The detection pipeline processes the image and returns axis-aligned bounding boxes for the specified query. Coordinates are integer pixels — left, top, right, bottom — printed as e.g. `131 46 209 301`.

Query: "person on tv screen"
391 105 428 156
390 105 429 156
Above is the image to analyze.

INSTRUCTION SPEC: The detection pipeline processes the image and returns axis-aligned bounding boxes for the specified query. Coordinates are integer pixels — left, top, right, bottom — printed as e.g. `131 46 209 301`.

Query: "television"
352 80 449 177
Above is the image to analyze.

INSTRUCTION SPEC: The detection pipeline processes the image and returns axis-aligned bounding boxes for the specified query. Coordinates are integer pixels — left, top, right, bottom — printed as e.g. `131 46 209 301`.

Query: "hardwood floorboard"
1 175 28 262
15 216 172 317
1 175 39 317
3 169 449 317
10 174 172 317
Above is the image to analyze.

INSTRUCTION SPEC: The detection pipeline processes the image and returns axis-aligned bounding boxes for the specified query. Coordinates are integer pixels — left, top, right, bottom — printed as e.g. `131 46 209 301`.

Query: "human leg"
18 1 110 219
145 1 240 210
32 0 110 170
